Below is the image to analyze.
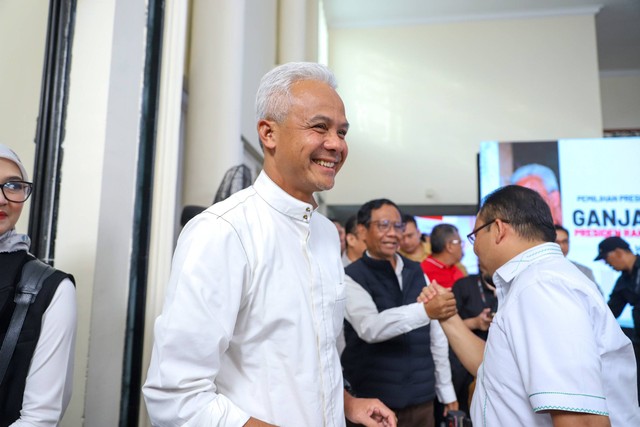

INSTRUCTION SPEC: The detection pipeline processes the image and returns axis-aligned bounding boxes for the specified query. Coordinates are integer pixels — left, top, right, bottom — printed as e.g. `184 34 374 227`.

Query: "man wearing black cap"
596 236 640 401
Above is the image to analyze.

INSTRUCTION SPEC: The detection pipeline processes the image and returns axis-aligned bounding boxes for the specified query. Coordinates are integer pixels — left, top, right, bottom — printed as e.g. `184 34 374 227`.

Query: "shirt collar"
253 171 316 223
394 253 404 275
424 256 450 270
493 242 564 299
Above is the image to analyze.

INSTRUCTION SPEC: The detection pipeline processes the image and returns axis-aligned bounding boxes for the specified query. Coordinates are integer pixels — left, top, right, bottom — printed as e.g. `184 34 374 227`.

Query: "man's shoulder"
345 256 367 274
421 256 442 273
207 186 258 218
570 260 595 279
516 256 599 299
180 186 259 240
452 275 477 290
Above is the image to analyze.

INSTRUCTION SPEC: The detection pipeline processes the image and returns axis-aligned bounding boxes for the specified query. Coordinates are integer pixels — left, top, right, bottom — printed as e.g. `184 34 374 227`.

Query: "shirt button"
305 207 311 212
303 214 308 220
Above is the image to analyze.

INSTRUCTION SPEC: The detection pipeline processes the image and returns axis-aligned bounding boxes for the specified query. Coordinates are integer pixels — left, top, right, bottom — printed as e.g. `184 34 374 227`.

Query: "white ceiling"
322 0 640 72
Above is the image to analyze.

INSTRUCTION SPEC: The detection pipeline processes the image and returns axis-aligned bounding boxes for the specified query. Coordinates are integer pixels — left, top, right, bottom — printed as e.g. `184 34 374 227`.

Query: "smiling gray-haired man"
143 62 396 427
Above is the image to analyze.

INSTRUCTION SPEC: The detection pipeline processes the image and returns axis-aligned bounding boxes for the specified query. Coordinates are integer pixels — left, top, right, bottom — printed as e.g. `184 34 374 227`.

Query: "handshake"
417 281 458 321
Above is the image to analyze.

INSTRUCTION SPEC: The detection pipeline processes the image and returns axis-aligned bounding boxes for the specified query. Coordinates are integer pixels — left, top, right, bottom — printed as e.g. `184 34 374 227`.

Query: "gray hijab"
0 144 31 253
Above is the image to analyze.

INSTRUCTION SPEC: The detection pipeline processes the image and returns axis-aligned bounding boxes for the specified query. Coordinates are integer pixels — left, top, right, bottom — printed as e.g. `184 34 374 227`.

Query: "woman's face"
0 158 25 235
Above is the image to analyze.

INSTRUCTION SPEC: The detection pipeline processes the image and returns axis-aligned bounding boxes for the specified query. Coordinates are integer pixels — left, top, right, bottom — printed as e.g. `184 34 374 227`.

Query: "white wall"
326 14 603 206
600 72 640 129
56 0 147 424
241 0 278 155
0 1 48 231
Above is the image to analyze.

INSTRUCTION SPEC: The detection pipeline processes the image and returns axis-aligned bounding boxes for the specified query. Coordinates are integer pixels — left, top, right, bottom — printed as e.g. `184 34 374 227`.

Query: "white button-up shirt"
344 254 456 405
143 172 346 427
472 243 640 426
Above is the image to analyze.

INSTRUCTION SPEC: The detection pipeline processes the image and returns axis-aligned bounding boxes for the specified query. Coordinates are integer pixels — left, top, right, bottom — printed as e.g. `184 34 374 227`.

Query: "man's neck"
407 245 424 258
431 252 453 267
624 254 639 274
346 248 361 263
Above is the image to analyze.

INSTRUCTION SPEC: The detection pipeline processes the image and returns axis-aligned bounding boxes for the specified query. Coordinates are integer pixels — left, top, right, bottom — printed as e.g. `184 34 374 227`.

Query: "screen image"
479 137 640 328
414 215 479 275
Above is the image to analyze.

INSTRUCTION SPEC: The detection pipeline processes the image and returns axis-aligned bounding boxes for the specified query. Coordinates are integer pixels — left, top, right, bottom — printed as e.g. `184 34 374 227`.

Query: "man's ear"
494 219 509 243
258 119 277 150
356 224 367 243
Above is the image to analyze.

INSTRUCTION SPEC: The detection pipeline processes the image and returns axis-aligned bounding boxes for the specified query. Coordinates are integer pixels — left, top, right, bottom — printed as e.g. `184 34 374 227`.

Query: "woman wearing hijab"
0 144 76 426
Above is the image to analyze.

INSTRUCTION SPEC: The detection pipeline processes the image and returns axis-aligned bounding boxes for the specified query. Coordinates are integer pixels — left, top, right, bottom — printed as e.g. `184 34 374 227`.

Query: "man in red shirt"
421 224 465 288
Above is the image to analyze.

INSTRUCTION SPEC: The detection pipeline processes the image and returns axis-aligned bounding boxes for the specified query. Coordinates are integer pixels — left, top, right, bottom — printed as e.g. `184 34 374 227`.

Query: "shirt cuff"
436 383 457 405
530 391 609 416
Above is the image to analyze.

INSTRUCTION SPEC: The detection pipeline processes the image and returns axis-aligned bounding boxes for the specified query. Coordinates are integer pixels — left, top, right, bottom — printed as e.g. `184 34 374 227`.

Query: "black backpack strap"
0 259 56 385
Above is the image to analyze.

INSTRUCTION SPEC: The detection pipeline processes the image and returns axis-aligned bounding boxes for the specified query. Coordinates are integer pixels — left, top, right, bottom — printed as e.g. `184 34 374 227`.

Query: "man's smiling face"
262 79 349 204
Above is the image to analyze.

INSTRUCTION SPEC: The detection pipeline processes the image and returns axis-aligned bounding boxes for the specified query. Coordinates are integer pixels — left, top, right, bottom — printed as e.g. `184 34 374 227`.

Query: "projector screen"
479 137 640 328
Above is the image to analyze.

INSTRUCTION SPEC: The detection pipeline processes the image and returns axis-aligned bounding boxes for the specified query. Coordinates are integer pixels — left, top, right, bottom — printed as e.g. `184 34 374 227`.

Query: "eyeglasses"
1 181 33 203
368 220 406 233
449 239 465 248
466 219 509 243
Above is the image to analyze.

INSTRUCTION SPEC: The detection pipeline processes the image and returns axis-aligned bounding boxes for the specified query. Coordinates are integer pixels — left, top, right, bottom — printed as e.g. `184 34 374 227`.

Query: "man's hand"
243 418 278 426
344 391 397 427
443 400 459 417
467 307 492 331
421 283 457 320
416 283 437 303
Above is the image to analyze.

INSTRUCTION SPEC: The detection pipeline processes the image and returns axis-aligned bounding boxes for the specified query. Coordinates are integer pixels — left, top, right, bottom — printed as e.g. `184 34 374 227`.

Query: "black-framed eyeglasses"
1 181 33 203
466 219 509 243
368 220 406 233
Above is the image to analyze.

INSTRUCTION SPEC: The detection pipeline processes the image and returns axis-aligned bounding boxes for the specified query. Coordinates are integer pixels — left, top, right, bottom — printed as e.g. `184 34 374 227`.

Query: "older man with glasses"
341 198 458 427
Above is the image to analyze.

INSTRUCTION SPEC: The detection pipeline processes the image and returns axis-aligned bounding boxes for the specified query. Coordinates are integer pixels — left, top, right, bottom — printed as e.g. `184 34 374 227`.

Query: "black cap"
594 236 630 261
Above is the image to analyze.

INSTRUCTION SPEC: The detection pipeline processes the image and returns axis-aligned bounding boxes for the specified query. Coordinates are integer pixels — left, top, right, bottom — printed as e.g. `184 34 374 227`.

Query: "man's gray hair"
255 62 337 123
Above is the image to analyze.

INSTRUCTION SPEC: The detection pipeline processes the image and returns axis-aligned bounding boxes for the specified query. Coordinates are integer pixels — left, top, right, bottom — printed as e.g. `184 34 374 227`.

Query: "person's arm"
11 278 76 427
243 418 277 426
438 315 486 377
143 218 251 426
607 284 627 318
417 283 481 374
344 275 430 343
429 320 457 411
549 411 610 427
344 390 397 427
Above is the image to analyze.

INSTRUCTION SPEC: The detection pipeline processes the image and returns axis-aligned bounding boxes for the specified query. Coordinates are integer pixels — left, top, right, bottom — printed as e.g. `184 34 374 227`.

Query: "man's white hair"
255 62 337 123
